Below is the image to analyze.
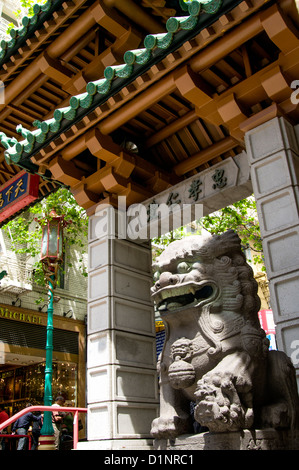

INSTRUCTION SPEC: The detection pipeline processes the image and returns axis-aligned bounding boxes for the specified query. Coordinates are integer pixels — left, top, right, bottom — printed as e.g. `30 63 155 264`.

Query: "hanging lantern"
40 210 64 268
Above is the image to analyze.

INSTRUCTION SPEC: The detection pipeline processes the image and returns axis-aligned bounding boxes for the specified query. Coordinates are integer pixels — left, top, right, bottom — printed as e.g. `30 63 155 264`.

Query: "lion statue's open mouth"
153 282 215 312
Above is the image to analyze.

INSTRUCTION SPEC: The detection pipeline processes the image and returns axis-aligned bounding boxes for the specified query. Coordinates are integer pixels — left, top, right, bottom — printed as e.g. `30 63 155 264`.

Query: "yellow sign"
0 306 42 325
155 320 165 332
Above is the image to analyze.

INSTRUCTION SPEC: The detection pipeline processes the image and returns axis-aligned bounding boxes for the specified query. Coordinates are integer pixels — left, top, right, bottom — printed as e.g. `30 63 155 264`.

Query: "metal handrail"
0 405 87 450
1 433 32 450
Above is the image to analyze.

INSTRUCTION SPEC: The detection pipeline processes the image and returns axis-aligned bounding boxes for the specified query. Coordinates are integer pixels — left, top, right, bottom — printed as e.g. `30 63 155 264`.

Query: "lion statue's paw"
151 415 192 439
194 372 251 432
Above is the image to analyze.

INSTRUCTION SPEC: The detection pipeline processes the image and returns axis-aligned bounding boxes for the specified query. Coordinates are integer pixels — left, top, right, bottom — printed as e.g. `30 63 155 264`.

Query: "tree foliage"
152 196 265 270
199 196 264 269
6 0 46 31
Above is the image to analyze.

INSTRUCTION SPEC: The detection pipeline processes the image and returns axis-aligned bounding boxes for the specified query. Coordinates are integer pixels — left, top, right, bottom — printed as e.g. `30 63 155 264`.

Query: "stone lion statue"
151 230 299 438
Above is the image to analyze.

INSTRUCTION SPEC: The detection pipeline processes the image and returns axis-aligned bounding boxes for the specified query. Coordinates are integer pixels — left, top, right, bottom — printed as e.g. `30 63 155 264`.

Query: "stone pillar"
245 117 299 390
78 206 159 450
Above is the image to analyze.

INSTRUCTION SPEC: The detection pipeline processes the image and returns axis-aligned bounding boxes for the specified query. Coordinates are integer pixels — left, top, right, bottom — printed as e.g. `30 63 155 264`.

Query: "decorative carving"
168 338 196 389
151 230 299 438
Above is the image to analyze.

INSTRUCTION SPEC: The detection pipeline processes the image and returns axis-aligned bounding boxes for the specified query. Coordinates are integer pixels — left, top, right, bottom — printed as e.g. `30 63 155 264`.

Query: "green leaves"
152 196 264 270
200 197 261 243
199 196 264 268
2 187 88 287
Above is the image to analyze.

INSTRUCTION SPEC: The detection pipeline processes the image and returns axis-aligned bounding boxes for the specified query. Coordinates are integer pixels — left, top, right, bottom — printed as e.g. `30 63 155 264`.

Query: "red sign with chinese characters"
0 170 39 222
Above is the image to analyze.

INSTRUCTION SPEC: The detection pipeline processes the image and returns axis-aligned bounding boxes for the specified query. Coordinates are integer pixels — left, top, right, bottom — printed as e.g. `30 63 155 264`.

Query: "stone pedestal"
78 206 158 450
245 117 299 390
154 429 299 450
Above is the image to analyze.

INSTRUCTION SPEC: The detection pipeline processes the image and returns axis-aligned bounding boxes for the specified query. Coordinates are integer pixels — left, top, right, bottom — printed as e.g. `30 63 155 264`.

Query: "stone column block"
88 237 152 274
256 186 299 236
88 261 153 304
87 297 155 336
262 225 299 280
87 318 156 369
269 271 299 324
246 117 299 376
250 150 299 198
87 365 158 404
88 401 159 441
275 320 299 390
245 117 299 163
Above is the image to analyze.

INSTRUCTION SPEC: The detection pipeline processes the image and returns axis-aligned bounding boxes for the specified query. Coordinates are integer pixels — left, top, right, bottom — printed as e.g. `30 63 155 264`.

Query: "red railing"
0 405 87 450
1 433 33 450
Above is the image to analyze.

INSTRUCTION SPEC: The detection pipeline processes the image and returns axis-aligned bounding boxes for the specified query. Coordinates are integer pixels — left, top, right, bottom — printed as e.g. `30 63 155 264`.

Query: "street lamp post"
38 210 65 450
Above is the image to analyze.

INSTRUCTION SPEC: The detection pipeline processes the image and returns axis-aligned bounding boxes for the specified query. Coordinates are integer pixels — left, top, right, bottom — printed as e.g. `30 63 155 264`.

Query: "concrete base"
154 429 299 450
76 439 154 450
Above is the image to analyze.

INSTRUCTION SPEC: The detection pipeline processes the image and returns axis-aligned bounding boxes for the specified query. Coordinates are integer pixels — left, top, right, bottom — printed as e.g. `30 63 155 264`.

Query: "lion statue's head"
152 230 261 329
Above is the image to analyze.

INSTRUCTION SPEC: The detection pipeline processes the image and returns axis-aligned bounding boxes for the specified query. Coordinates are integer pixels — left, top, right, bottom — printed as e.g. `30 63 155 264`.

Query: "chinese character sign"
0 171 39 222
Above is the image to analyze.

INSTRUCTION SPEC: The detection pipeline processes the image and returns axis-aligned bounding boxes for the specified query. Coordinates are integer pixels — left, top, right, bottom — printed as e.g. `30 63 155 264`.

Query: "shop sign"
258 309 276 335
156 329 165 361
0 306 42 325
0 170 39 222
155 320 164 332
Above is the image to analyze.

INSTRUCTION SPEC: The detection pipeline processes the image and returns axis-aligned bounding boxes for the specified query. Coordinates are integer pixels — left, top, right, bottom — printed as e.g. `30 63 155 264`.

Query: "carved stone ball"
168 359 196 389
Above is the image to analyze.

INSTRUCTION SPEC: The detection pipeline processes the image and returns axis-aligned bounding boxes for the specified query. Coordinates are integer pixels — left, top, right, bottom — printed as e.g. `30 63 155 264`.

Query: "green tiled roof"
0 0 242 174
0 0 66 67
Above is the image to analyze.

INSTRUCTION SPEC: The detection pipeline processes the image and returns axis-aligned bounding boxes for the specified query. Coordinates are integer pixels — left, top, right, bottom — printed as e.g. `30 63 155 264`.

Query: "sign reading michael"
0 170 39 223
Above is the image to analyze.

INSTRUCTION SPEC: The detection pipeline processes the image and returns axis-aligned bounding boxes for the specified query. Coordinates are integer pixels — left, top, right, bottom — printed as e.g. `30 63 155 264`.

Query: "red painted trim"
0 171 40 222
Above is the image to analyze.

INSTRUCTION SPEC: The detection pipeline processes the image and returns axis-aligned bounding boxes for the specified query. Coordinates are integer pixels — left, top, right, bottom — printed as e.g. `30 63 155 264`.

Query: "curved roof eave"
0 0 66 67
0 0 244 174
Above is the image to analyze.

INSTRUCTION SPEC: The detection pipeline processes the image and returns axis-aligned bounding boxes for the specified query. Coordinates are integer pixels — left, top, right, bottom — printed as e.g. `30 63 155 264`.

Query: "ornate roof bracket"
38 52 74 85
261 3 299 54
85 128 125 163
48 155 86 186
48 124 173 208
174 65 214 108
71 181 100 210
216 93 249 141
260 65 293 104
90 1 137 39
176 40 299 145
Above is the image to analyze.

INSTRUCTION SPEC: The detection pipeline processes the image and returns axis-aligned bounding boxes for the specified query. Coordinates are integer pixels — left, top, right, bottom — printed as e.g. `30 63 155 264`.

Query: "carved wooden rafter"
173 4 299 145
33 3 299 207
48 126 173 209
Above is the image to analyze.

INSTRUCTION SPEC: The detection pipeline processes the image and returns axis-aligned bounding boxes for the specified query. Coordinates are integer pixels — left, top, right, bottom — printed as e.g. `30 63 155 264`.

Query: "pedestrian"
12 403 39 450
0 405 9 451
52 395 65 450
31 411 42 450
